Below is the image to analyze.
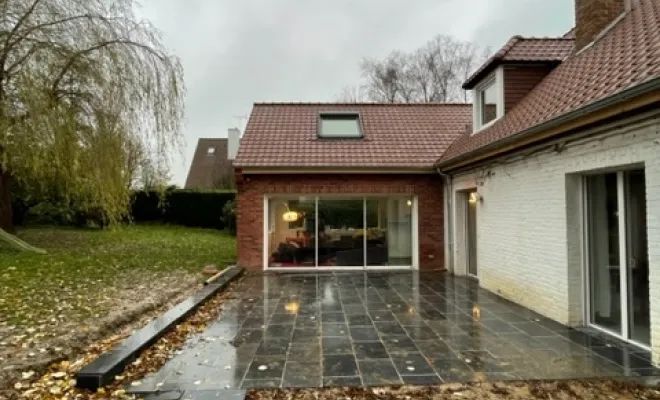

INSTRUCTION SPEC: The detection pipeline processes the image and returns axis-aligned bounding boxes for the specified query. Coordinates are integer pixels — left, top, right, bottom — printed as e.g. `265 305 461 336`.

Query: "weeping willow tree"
0 0 185 235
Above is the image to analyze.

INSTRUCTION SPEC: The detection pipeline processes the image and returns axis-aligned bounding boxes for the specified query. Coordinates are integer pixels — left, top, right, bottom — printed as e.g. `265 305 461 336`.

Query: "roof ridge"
517 36 575 41
253 102 471 107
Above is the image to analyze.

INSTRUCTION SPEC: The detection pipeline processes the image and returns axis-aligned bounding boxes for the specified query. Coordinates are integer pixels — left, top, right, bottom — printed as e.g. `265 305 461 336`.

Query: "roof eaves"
437 75 660 170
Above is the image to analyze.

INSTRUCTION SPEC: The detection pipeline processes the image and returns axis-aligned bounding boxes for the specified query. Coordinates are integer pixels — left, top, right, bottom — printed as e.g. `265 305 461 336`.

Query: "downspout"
436 168 453 274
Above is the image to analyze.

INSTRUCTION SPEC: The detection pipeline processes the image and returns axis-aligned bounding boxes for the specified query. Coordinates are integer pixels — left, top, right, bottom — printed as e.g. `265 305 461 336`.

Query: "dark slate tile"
374 321 407 337
429 357 474 379
343 305 367 315
185 390 247 400
347 314 373 327
282 361 321 388
255 339 290 356
383 337 420 354
401 375 443 385
291 328 320 343
232 329 264 346
143 392 184 400
264 324 294 339
481 320 521 334
358 360 402 386
391 353 436 375
404 326 440 341
369 311 397 322
321 323 349 337
322 337 353 355
419 309 447 321
295 317 319 329
354 342 389 360
240 379 282 389
245 357 285 380
510 321 560 337
270 313 297 325
395 313 429 326
323 354 358 376
322 312 346 324
350 326 380 341
322 376 362 387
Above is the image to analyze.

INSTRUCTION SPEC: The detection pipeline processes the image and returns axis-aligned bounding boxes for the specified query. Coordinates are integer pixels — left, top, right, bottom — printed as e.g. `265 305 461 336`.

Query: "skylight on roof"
318 112 362 138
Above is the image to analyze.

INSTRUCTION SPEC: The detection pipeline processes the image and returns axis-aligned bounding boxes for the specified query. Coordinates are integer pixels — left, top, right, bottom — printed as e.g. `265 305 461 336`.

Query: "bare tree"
336 85 368 103
0 0 185 234
355 35 489 103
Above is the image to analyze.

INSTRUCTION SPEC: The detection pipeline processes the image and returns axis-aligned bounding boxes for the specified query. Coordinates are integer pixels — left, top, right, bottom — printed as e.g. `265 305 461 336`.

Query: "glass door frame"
582 168 649 350
466 191 478 279
263 194 419 271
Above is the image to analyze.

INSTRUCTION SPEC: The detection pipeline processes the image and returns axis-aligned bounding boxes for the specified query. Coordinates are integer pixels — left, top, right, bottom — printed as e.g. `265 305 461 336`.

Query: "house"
233 103 471 270
233 0 660 364
438 0 660 364
184 129 240 189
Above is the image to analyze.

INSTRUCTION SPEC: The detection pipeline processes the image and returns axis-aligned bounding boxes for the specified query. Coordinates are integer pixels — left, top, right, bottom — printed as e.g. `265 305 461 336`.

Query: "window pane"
480 81 498 126
320 116 361 138
587 173 621 334
318 197 365 266
268 197 316 268
366 197 413 266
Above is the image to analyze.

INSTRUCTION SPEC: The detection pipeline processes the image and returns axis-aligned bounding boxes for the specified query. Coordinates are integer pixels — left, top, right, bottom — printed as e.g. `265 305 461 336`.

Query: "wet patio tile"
126 272 658 394
354 342 389 360
358 360 402 386
282 362 321 387
350 326 380 341
322 376 362 387
383 337 420 354
245 356 285 380
323 354 358 376
322 337 353 355
401 375 443 385
391 353 435 375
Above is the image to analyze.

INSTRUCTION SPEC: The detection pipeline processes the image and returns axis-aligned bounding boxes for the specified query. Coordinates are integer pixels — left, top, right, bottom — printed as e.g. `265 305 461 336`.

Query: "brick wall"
503 66 554 113
575 0 625 51
449 115 660 364
235 173 445 271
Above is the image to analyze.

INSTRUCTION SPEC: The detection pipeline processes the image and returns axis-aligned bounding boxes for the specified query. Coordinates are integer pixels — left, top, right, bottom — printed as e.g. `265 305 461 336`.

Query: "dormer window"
472 68 505 133
207 147 216 155
318 112 363 138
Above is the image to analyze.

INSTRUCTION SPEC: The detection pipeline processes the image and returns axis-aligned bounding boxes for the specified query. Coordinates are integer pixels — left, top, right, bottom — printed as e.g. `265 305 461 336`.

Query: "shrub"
221 199 236 235
131 189 235 230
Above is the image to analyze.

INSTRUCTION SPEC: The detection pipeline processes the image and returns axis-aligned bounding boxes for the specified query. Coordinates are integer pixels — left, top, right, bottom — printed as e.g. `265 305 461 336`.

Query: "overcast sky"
138 0 574 186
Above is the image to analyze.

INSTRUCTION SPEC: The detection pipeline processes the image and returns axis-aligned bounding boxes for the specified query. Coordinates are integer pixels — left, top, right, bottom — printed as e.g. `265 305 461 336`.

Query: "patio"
129 271 659 395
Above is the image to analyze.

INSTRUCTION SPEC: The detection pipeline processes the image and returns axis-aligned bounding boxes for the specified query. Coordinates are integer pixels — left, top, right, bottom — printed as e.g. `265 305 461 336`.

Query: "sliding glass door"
585 169 649 346
267 196 414 269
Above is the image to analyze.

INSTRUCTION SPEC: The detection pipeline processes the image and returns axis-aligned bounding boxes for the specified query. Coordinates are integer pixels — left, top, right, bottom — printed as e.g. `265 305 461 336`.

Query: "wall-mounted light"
406 200 412 207
468 192 482 204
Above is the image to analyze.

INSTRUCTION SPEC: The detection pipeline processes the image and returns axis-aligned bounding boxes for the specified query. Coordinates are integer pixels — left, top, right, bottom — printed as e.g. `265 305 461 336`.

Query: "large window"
318 112 363 138
267 196 414 268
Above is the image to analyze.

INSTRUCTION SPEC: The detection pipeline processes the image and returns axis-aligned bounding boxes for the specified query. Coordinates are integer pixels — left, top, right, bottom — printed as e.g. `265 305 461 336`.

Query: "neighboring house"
185 130 240 189
233 103 472 271
233 0 660 364
438 0 660 364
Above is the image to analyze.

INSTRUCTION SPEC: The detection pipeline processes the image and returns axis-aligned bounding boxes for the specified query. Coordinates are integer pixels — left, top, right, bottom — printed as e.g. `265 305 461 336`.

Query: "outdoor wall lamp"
468 192 483 204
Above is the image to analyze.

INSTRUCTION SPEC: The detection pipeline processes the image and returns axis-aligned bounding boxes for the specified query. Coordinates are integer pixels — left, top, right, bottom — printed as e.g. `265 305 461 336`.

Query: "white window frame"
472 67 505 134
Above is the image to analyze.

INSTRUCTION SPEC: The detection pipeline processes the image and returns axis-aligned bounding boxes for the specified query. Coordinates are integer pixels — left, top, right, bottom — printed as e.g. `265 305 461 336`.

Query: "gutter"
437 76 660 171
436 168 453 274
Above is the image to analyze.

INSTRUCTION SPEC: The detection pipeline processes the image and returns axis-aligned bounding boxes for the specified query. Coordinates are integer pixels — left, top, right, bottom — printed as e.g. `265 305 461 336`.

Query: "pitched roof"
234 103 472 170
184 138 234 189
463 36 574 89
441 0 660 166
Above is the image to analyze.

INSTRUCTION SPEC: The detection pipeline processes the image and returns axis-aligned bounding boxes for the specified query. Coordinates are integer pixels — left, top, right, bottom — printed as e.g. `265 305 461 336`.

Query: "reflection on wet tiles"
129 272 659 393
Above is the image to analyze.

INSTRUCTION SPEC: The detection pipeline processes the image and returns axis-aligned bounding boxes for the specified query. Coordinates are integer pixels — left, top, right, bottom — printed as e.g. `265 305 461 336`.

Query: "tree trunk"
0 166 14 233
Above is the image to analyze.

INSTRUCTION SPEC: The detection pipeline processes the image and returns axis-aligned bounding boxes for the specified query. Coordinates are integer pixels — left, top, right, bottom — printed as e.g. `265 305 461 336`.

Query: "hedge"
131 189 235 230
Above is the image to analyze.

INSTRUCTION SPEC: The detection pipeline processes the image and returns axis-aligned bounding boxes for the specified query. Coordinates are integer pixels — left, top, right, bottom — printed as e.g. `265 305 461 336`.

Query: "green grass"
0 224 236 327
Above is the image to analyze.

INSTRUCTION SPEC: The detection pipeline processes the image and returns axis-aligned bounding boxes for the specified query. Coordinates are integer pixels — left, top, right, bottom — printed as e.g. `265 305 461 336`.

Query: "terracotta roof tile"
234 103 472 169
463 36 574 89
441 0 660 165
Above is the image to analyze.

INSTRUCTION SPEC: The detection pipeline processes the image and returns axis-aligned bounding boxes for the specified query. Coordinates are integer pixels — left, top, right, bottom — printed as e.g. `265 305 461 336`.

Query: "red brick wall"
504 66 554 113
575 0 625 51
235 173 445 271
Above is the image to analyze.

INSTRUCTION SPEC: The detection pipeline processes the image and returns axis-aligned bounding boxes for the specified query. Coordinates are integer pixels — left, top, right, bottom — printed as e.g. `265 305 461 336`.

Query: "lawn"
0 224 235 372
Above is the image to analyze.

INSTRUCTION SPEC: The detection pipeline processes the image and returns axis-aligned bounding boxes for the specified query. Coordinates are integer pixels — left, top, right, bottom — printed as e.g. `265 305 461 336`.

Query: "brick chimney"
574 0 627 51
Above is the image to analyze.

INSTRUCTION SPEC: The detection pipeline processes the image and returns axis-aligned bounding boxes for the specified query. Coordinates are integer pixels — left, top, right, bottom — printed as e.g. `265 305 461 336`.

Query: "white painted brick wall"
448 115 660 364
